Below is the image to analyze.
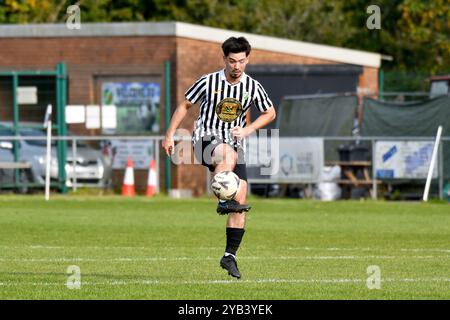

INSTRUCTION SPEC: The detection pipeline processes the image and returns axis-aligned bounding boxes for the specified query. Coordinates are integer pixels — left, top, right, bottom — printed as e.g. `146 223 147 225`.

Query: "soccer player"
162 37 276 279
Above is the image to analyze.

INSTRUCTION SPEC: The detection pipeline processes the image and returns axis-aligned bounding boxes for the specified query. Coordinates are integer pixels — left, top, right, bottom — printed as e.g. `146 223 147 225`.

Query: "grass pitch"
0 195 449 300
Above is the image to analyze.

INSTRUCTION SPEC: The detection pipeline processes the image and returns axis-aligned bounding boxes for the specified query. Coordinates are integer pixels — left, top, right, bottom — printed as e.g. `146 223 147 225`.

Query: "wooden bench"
325 161 381 198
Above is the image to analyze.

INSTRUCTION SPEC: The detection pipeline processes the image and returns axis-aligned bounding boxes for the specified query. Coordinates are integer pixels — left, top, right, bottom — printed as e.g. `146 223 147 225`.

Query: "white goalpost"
44 104 52 201
423 126 443 202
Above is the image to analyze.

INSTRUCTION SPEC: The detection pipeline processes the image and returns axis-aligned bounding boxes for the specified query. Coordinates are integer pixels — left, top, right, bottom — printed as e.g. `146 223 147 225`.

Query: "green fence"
0 62 68 193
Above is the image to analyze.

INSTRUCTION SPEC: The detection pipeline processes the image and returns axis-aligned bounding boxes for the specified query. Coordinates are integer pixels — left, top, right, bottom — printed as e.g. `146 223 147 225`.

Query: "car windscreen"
20 129 56 147
0 129 13 139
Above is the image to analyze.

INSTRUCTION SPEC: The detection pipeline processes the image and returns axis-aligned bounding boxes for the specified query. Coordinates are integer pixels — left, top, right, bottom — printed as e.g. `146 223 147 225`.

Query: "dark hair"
222 37 251 57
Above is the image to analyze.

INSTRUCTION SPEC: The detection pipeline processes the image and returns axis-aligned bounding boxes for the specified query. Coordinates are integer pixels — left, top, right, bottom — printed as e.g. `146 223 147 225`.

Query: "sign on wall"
101 105 117 130
375 141 438 179
101 82 160 134
275 138 324 182
86 105 101 129
65 105 85 124
17 87 38 104
247 137 324 183
109 140 154 169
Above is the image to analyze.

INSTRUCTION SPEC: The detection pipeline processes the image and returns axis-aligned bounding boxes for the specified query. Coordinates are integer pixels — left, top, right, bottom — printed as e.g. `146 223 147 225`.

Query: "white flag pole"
44 104 52 201
423 126 443 202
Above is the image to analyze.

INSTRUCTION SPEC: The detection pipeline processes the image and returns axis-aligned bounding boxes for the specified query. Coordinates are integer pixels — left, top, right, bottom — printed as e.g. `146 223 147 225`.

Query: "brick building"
0 22 383 195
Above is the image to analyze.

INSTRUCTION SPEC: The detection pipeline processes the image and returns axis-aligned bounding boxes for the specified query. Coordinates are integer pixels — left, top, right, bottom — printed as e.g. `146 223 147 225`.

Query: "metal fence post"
439 141 444 200
56 62 68 193
12 73 20 185
165 61 171 193
72 137 77 192
372 139 377 200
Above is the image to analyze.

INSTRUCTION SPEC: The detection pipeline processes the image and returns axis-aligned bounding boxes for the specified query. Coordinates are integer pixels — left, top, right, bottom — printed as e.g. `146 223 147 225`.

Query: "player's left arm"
231 106 276 139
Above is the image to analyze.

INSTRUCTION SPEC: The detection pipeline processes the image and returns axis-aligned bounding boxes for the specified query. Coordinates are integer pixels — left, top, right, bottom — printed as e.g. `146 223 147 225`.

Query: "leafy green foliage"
1 0 449 74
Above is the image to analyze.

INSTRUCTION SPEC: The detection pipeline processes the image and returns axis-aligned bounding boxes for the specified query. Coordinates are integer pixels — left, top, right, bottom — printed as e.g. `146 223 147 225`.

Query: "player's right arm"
162 99 194 156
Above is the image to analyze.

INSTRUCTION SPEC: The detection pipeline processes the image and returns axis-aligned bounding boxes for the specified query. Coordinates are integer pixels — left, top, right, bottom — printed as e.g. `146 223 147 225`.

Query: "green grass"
0 195 449 300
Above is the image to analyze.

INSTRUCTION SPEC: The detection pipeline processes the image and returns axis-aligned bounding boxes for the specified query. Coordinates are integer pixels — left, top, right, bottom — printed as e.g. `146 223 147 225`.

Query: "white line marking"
286 247 450 253
0 245 449 253
0 278 449 287
0 255 447 262
0 245 222 250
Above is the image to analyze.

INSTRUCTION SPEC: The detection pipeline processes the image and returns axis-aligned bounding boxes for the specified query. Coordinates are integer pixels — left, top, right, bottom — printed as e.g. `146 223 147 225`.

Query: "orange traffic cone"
146 159 157 197
122 158 136 196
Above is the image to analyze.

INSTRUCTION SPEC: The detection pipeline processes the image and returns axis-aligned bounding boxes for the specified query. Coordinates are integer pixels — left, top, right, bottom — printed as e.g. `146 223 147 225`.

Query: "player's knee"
213 144 237 166
227 150 238 166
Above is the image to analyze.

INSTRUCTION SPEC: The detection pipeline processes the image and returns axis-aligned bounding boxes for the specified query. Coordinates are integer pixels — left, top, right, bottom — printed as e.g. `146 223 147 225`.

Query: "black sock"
225 227 245 256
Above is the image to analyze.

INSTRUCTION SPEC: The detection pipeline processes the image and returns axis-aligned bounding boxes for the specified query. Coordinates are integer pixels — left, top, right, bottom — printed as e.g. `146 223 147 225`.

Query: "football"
211 171 240 200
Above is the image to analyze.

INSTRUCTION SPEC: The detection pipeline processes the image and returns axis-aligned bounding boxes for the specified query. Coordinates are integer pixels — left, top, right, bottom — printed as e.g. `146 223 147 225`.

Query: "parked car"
0 122 112 190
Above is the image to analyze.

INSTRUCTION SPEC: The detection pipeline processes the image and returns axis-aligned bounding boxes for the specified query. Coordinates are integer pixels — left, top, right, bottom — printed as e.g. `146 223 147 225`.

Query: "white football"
211 171 240 200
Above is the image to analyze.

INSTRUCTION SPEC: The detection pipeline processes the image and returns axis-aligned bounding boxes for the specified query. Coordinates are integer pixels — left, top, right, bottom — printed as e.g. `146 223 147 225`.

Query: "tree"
396 0 450 73
0 0 70 23
0 0 449 75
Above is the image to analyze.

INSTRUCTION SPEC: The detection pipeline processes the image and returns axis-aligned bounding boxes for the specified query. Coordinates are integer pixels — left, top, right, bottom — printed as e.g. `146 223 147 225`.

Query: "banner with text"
247 137 324 183
375 141 438 179
110 140 155 169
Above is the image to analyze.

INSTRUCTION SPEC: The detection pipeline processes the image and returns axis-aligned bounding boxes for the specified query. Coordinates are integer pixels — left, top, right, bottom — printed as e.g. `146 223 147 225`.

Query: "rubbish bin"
349 145 369 161
338 144 350 161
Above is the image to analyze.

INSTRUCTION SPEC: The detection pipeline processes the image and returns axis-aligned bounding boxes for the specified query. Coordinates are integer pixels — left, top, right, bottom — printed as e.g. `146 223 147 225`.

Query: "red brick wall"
0 36 176 102
360 67 379 95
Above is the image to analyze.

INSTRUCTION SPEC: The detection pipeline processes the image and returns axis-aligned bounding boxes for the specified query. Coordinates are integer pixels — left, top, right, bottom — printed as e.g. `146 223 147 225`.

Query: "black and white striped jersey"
185 69 273 148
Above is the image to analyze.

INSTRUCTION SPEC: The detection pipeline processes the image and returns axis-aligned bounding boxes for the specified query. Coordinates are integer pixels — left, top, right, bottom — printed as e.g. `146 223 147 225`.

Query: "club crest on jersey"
215 98 243 122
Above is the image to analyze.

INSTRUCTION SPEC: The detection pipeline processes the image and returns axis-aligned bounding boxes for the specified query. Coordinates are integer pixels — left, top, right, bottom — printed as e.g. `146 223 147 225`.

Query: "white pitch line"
0 245 449 253
0 278 449 287
0 245 223 250
0 255 447 263
400 248 450 253
286 247 450 253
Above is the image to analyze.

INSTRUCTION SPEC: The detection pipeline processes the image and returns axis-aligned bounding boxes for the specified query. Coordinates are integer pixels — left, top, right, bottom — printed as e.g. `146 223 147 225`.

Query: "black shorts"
193 135 247 181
